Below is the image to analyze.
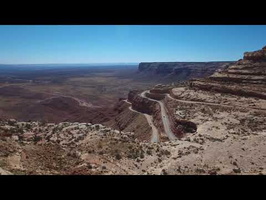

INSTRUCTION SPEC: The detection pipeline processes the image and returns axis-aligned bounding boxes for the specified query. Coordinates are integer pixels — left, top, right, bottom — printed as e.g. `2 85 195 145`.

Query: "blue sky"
0 25 265 64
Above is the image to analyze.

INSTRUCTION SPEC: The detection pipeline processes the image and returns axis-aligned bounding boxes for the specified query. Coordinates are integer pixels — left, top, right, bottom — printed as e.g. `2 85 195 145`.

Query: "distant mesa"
138 61 234 81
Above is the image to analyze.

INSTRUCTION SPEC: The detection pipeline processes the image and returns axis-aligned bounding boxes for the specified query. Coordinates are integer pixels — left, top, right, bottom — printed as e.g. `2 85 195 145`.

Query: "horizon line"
0 60 236 65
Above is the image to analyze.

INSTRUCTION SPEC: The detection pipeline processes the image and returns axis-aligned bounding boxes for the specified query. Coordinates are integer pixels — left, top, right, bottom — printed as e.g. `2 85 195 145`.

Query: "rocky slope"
103 99 153 142
0 119 138 175
95 46 266 175
1 114 265 175
190 46 266 99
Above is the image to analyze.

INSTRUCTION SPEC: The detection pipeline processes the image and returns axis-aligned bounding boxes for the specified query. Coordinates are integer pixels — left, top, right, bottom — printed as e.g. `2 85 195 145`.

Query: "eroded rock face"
104 100 152 141
190 46 266 99
210 46 266 83
243 46 266 61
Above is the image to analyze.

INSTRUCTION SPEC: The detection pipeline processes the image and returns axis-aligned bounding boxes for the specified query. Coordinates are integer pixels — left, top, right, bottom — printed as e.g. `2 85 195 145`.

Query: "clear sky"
0 25 266 64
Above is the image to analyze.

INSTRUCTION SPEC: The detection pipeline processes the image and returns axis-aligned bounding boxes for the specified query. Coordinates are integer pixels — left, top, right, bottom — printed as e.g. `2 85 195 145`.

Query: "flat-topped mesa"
138 61 233 81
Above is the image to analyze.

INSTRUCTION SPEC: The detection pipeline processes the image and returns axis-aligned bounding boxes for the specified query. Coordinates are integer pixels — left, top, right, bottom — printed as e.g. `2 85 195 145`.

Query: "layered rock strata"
190 46 266 99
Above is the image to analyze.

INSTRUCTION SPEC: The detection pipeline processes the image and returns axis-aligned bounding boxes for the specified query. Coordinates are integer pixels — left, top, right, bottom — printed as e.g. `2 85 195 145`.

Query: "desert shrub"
39 121 46 126
233 168 241 173
0 159 6 167
195 168 206 173
11 169 26 175
140 153 144 159
162 150 171 156
18 135 23 141
147 150 152 155
52 127 58 134
115 153 122 160
25 123 32 130
97 143 103 149
33 135 42 144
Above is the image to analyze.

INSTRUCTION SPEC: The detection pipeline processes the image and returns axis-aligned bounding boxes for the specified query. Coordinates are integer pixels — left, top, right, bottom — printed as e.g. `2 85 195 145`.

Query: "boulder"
12 135 19 141
0 167 13 175
8 119 16 126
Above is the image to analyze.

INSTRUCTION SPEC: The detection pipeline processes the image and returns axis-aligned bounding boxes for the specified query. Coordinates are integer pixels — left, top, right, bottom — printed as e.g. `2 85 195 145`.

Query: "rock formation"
1 47 266 175
190 46 266 99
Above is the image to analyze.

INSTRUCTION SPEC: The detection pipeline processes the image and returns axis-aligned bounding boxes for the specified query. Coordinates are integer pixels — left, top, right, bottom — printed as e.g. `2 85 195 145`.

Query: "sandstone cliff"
190 46 266 99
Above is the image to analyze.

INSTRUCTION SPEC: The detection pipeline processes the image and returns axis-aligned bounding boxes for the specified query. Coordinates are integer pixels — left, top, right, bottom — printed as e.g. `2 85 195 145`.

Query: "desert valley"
0 46 265 175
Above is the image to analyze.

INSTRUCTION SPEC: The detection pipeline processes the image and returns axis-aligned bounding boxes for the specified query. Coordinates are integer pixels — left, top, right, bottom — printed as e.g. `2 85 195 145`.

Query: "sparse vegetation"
25 123 32 130
115 153 122 160
1 45 266 175
233 168 241 173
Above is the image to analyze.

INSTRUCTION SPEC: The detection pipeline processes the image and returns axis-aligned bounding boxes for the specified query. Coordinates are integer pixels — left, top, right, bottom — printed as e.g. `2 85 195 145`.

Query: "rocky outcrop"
243 46 266 61
210 46 266 83
190 46 266 99
0 167 13 175
104 100 152 141
190 80 266 100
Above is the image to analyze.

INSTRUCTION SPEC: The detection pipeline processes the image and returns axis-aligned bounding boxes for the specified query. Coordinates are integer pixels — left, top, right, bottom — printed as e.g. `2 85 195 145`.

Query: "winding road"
125 88 266 143
166 93 266 112
166 93 233 108
124 100 159 143
140 91 177 140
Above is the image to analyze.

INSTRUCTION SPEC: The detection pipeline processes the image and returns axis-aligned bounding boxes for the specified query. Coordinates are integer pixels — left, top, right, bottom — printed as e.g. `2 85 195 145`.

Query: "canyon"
1 46 266 175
